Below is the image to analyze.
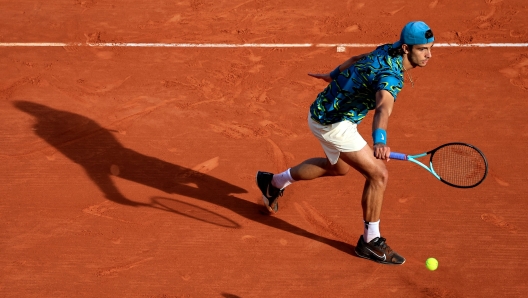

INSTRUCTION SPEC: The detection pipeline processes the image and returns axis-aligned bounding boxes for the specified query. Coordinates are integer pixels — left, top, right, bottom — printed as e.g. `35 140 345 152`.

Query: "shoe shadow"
14 100 355 256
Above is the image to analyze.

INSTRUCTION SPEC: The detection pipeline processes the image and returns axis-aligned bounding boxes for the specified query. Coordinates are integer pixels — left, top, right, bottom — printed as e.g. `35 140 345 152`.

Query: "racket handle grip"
389 152 408 160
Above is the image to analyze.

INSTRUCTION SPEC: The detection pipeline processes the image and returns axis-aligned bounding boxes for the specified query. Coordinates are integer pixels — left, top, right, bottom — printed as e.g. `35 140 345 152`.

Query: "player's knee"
369 165 389 187
325 160 348 176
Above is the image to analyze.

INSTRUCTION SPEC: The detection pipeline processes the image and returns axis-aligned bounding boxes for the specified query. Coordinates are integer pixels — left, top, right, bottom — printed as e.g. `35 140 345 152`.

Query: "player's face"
408 42 434 67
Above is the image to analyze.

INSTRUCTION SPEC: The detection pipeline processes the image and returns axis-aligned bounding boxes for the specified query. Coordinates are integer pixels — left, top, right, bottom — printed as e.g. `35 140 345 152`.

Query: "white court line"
0 42 528 47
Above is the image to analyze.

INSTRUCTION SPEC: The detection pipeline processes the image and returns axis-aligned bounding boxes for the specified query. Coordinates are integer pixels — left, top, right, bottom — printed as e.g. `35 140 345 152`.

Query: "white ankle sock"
271 168 295 189
363 220 380 243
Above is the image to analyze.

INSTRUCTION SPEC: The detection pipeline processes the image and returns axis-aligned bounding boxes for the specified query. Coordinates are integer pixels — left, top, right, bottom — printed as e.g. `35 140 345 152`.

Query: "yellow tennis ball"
426 258 438 271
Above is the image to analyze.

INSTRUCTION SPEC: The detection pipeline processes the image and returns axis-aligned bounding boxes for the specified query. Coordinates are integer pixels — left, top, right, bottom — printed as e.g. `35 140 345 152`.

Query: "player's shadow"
14 100 355 255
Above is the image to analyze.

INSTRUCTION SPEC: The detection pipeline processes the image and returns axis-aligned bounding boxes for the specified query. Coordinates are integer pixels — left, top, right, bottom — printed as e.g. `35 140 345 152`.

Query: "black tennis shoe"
256 171 284 213
355 236 406 265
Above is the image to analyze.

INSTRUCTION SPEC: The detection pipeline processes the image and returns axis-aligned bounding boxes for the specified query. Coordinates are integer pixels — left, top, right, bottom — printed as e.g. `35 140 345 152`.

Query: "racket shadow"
14 100 355 257
149 196 240 228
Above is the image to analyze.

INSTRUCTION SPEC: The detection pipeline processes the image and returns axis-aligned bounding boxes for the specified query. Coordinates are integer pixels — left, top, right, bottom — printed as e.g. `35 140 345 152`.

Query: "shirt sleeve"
375 72 404 100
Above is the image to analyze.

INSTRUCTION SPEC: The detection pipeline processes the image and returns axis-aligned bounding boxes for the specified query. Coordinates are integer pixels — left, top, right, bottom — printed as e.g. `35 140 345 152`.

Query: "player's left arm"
372 89 395 161
308 53 369 82
335 53 369 72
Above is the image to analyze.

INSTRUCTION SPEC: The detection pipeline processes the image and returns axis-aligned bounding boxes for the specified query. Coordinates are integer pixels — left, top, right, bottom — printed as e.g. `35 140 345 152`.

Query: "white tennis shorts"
308 113 367 164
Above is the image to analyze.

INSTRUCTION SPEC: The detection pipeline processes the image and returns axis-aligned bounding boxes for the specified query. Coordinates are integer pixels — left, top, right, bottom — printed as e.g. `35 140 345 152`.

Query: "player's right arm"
372 90 395 161
308 53 369 82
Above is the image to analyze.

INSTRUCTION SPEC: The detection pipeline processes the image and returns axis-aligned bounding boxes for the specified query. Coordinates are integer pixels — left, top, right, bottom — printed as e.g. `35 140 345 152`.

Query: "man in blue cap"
256 21 434 265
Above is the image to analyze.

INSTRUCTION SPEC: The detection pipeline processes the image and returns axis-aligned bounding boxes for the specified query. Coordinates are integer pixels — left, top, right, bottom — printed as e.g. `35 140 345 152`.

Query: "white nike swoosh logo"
366 247 386 261
265 185 273 199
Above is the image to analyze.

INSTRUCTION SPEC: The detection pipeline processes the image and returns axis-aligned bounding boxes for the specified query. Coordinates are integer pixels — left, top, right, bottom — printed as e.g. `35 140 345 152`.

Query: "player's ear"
402 44 410 54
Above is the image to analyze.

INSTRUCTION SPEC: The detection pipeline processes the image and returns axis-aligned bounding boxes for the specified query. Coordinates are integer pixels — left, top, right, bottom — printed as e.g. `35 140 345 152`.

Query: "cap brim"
392 40 402 47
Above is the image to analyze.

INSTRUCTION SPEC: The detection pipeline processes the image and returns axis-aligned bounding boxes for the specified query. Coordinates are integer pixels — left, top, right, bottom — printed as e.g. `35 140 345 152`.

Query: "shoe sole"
354 248 406 265
262 196 276 213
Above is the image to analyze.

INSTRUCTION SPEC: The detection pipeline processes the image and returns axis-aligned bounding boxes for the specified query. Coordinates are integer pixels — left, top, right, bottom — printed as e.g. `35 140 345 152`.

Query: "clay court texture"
1 0 528 297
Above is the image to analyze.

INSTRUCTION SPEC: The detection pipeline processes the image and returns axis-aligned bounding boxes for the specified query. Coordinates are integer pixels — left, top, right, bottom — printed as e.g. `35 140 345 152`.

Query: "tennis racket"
389 142 488 188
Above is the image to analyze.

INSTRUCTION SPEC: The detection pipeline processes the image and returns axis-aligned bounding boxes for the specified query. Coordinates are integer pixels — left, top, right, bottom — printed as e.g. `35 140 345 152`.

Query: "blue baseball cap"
393 21 434 47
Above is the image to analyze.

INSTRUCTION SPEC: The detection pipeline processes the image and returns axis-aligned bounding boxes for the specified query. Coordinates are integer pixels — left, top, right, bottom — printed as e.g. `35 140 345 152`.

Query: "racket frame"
389 142 488 188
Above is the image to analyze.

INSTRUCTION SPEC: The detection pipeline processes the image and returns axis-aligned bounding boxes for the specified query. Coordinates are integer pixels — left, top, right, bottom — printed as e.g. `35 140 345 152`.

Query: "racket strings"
431 144 487 187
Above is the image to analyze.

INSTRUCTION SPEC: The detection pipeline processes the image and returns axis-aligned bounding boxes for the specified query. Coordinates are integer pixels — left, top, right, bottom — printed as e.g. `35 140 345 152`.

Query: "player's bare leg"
289 156 350 180
338 145 387 222
256 156 348 213
339 145 405 265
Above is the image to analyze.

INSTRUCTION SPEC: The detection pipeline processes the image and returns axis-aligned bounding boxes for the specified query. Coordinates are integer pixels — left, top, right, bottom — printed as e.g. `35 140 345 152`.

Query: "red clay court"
1 0 528 297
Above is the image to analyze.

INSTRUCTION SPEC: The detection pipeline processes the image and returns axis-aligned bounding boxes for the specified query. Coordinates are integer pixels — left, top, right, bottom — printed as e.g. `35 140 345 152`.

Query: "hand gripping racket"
389 142 488 188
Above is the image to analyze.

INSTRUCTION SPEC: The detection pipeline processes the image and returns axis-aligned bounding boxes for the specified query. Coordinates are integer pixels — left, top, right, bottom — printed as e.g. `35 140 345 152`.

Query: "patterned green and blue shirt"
310 44 404 125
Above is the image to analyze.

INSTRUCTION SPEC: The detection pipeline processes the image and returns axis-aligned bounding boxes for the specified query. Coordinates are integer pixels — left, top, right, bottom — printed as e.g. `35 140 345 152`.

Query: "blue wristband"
372 128 387 145
329 66 341 80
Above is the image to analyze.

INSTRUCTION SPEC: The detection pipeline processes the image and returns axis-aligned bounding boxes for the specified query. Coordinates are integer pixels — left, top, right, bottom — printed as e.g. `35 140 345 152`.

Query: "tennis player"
256 21 434 265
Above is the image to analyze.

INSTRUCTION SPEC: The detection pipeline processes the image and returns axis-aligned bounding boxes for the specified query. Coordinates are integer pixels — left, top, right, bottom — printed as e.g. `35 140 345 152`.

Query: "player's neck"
402 55 415 71
401 56 415 87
